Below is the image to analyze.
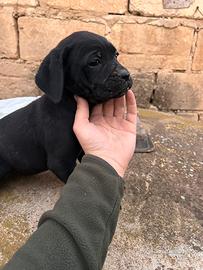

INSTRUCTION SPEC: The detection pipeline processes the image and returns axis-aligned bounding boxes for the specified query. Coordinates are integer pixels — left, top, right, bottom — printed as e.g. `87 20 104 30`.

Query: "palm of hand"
86 114 136 154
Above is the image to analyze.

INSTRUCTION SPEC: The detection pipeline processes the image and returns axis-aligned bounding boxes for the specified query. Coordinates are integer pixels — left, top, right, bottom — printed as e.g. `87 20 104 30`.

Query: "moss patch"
0 215 30 267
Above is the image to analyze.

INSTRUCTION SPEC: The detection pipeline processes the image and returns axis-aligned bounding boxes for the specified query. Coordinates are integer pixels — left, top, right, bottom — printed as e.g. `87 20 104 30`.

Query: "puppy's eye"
115 52 119 58
88 59 101 67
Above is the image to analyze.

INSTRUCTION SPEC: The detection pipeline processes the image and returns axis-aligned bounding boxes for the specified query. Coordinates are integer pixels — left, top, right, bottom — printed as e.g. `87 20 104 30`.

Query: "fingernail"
74 95 78 102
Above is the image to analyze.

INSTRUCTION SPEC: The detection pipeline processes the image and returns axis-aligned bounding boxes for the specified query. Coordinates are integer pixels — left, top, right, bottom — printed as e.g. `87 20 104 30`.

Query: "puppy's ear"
35 48 66 103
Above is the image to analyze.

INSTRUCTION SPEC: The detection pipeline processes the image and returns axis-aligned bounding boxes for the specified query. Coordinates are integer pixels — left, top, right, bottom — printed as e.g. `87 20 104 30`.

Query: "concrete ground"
0 109 202 270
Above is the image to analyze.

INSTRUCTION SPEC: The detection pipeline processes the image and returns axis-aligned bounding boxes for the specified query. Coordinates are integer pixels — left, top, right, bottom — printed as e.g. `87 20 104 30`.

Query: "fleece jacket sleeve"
2 155 124 270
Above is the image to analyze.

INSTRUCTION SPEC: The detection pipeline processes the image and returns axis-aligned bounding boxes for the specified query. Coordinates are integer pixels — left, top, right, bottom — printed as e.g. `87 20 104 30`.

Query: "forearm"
3 155 124 270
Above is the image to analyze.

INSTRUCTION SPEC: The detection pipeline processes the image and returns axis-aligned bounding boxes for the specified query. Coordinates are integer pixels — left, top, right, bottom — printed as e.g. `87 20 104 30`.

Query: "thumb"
73 96 90 131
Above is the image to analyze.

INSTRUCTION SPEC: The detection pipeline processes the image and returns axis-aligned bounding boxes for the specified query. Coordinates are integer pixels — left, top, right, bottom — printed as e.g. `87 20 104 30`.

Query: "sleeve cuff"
81 154 122 178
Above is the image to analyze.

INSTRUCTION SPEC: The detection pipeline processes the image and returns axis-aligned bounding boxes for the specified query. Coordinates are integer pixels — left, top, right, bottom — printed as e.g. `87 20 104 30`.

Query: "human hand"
73 90 137 177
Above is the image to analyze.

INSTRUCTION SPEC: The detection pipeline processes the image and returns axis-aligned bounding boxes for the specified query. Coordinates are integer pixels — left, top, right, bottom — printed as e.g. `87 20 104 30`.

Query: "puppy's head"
35 31 132 104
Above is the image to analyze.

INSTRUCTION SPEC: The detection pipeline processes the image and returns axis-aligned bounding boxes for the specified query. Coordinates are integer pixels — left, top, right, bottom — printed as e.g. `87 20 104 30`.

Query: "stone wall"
0 0 203 120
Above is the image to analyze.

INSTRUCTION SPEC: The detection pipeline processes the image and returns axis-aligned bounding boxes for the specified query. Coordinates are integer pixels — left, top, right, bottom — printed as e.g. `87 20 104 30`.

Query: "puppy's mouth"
109 78 132 97
88 75 133 104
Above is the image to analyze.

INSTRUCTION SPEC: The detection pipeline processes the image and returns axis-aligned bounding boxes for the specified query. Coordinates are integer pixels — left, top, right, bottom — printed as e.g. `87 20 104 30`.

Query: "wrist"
104 159 125 177
85 152 126 177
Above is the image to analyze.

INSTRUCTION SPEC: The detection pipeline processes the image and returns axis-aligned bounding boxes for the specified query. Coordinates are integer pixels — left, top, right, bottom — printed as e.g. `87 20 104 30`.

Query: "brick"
129 0 203 19
18 0 38 5
192 30 203 71
0 76 39 99
0 8 18 58
40 0 127 13
130 71 155 108
0 60 38 99
70 0 127 14
118 24 193 70
119 53 184 70
0 60 36 78
0 0 38 6
0 0 16 3
106 23 122 50
19 17 106 61
39 0 70 8
154 72 203 111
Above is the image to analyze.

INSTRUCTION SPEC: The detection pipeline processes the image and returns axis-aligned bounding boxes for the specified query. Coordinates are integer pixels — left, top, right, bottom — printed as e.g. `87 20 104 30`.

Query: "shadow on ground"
0 109 203 270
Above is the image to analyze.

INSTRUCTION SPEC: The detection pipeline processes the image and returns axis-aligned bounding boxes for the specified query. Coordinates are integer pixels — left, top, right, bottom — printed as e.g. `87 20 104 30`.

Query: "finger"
126 90 137 123
103 98 114 117
114 95 125 118
91 103 103 117
74 96 89 130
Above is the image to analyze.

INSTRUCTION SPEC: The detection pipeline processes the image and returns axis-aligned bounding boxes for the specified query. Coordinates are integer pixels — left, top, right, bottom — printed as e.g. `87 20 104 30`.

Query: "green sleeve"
3 155 124 270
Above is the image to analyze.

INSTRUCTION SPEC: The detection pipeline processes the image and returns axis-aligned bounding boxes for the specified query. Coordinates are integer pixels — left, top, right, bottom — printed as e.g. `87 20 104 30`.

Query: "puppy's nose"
120 69 130 81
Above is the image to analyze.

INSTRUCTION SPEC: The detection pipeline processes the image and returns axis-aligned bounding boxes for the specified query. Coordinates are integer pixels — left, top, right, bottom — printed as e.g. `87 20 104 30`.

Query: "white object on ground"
0 96 40 119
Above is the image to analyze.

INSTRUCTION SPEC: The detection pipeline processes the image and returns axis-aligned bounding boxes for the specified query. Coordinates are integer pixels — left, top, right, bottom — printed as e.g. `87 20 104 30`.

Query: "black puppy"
0 31 132 182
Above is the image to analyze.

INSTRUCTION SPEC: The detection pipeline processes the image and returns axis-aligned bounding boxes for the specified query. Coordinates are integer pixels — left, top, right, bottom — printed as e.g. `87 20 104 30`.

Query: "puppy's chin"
87 76 133 104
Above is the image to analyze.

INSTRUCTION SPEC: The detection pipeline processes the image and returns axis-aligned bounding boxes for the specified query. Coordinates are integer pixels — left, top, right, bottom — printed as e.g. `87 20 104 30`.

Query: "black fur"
0 31 132 182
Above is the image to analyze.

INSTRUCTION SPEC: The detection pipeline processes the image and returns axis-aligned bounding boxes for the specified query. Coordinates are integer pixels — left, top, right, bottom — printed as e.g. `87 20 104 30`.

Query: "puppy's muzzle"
113 63 132 87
